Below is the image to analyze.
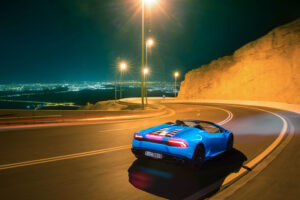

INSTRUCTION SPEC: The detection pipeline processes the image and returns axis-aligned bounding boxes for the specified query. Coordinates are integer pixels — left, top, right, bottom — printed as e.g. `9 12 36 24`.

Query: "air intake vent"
151 128 182 137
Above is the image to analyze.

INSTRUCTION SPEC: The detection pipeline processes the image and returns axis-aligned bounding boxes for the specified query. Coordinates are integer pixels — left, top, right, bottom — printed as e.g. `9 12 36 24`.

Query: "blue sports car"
131 120 233 166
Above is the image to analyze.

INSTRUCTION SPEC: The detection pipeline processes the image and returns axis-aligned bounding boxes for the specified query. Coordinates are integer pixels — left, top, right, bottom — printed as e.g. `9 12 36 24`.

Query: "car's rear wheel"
226 134 233 151
192 144 205 167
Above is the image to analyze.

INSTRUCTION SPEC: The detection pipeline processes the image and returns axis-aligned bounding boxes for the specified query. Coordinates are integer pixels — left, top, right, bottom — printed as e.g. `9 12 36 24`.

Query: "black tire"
226 134 233 151
192 144 205 167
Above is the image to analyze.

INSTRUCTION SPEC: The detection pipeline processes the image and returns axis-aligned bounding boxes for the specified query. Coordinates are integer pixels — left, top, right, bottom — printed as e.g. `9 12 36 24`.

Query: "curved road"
0 103 299 200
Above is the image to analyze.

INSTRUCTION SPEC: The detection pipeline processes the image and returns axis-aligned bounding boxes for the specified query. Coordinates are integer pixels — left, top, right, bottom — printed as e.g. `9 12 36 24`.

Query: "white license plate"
145 151 163 159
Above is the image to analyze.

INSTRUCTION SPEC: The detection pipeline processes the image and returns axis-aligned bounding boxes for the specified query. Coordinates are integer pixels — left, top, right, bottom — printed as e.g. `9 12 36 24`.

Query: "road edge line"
210 116 294 200
0 105 231 170
0 145 131 170
184 104 291 200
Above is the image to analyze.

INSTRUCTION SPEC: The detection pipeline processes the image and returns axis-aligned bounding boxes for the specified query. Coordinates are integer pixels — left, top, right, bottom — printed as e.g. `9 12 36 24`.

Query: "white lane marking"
215 107 233 125
184 105 289 200
211 117 294 200
0 145 131 171
198 105 234 125
242 107 287 168
221 106 288 184
96 106 233 135
0 105 232 170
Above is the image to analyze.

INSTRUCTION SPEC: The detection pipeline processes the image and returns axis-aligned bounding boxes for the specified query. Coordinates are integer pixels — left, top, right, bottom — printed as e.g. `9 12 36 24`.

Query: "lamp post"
141 0 145 109
119 62 127 99
141 0 158 109
143 68 149 104
145 38 154 104
114 68 117 101
146 39 154 68
174 72 179 97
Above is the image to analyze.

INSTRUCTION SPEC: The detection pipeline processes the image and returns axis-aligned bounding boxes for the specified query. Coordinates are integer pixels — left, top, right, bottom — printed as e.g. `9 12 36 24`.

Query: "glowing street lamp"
144 0 158 6
146 38 154 69
146 39 154 47
120 63 127 71
119 62 127 99
174 72 179 97
143 68 149 75
145 38 155 104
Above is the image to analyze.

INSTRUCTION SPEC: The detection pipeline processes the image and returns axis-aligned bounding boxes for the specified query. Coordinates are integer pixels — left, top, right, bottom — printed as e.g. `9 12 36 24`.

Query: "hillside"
178 19 300 104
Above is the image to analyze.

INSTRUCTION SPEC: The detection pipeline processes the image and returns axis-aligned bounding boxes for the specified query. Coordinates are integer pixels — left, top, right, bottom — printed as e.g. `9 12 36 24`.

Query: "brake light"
168 139 188 147
134 134 143 140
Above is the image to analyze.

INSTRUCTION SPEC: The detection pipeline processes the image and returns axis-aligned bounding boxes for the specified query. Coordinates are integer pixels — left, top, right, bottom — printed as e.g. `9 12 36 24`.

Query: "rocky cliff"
178 19 300 104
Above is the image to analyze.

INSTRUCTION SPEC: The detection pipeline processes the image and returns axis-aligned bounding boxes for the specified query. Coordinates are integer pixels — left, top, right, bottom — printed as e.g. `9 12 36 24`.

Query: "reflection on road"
128 149 247 200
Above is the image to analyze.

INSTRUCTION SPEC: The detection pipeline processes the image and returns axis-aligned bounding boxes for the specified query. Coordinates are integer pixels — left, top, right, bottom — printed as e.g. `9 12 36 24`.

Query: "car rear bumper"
131 148 191 164
132 139 194 159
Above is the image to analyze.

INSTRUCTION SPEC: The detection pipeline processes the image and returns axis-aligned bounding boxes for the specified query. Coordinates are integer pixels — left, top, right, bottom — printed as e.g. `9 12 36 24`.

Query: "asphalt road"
0 103 299 200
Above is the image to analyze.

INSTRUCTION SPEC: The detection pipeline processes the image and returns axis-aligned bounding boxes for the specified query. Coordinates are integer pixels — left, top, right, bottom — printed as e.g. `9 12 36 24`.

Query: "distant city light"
0 81 180 110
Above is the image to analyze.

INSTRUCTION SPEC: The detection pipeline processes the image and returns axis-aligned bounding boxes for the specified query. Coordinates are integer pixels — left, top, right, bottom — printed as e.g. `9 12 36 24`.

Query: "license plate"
145 151 163 159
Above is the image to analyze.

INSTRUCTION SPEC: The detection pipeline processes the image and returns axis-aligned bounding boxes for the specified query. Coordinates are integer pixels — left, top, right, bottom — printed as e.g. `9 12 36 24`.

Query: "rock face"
178 19 300 104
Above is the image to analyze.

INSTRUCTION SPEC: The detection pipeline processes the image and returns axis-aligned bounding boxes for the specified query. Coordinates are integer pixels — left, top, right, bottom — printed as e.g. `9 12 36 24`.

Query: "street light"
119 62 127 99
141 0 145 109
143 68 149 104
146 38 154 69
144 0 158 6
174 72 179 97
141 0 158 109
145 38 154 105
120 63 126 70
146 39 154 46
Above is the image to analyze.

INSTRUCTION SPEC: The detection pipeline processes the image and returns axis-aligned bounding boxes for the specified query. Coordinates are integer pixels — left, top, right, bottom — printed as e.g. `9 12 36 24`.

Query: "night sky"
0 0 299 83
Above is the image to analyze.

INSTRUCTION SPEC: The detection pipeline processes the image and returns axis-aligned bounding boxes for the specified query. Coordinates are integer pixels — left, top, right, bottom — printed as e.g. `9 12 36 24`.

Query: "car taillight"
146 133 163 140
134 134 143 140
168 139 188 148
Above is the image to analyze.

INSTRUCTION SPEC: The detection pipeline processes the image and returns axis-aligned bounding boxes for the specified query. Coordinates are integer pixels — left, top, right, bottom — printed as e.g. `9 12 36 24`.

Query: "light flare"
143 68 149 75
144 0 158 6
120 62 127 71
146 38 154 47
